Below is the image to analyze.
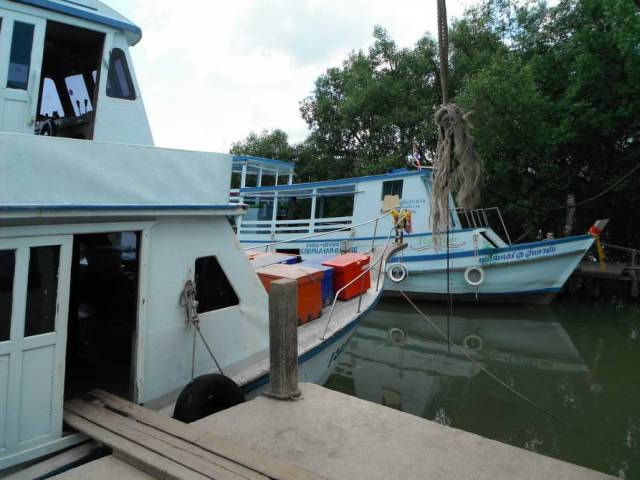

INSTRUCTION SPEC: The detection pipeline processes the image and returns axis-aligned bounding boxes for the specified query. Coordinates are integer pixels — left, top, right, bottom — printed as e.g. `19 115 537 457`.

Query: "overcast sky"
108 0 478 153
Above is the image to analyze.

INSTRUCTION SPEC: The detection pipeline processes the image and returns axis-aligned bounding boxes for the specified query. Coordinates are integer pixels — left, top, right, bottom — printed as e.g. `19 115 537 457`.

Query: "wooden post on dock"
266 278 302 400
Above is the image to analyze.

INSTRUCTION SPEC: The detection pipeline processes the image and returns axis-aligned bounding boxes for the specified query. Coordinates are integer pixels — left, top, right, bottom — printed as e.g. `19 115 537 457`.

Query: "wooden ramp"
64 390 328 480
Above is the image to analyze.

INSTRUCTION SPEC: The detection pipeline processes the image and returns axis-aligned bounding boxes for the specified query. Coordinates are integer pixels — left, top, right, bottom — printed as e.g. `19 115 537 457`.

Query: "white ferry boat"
0 0 397 470
233 155 604 305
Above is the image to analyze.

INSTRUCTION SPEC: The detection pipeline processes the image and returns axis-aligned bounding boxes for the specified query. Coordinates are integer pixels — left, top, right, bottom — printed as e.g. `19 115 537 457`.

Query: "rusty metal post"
563 194 576 237
266 279 302 400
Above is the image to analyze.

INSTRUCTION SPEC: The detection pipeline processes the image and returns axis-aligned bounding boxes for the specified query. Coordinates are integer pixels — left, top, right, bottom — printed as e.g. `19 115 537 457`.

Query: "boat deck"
225 244 400 391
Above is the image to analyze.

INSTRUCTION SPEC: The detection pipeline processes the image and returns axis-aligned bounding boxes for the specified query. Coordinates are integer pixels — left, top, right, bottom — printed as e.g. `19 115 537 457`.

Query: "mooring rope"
396 286 567 425
489 161 640 213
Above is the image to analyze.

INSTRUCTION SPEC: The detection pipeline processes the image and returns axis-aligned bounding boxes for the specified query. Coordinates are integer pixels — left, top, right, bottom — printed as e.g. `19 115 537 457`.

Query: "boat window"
261 175 276 187
244 196 275 221
381 180 403 200
39 78 64 117
65 74 93 115
244 175 258 188
106 48 136 100
277 195 312 220
24 246 60 337
195 256 239 313
231 172 242 189
0 250 15 341
7 21 34 90
277 175 291 186
316 194 354 218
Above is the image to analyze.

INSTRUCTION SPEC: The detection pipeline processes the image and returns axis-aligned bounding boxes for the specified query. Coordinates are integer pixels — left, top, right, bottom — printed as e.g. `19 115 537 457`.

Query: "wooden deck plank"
122 413 267 480
90 389 329 480
65 400 248 480
63 411 208 480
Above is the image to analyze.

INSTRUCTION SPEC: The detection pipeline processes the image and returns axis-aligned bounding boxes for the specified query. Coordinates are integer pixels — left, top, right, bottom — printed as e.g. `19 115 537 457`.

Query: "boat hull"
385 235 595 305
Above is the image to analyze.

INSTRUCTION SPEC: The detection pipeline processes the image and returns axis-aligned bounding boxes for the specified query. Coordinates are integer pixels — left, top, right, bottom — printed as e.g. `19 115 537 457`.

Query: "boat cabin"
233 156 460 256
0 1 271 470
0 0 152 144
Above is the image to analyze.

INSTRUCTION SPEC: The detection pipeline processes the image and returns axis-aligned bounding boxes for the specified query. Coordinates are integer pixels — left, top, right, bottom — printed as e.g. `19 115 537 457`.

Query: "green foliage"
299 26 441 177
452 0 640 243
230 129 296 161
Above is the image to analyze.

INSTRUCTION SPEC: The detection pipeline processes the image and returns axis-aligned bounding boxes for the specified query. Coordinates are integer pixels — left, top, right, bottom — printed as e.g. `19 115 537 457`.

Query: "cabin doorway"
35 21 104 139
64 232 140 402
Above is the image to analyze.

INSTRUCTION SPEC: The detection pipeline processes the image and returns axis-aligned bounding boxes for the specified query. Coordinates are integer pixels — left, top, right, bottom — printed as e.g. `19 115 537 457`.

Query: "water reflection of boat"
333 303 589 417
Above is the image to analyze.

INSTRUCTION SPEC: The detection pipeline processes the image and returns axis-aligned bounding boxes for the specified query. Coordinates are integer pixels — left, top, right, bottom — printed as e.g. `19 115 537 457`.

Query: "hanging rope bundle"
431 0 484 248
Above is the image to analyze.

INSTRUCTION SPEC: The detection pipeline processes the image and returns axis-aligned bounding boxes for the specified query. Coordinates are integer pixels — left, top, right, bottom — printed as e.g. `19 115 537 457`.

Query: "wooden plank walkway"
63 390 328 480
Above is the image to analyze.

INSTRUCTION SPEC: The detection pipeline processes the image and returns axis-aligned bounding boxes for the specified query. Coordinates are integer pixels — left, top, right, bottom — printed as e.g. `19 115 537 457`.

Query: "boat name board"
302 241 357 255
479 245 557 265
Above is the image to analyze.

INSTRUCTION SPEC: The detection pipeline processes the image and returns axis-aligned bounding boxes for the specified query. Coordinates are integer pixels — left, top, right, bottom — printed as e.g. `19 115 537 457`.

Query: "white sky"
108 0 478 153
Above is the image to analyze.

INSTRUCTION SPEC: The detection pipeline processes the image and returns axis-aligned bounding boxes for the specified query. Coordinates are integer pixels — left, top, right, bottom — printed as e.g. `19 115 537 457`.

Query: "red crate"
322 253 370 301
256 264 323 325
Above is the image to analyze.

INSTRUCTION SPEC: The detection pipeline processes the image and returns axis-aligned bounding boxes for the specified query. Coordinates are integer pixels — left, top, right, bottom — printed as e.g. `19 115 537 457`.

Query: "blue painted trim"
232 155 295 170
400 235 592 262
240 169 429 194
239 228 475 245
240 285 384 395
11 0 142 41
0 204 244 212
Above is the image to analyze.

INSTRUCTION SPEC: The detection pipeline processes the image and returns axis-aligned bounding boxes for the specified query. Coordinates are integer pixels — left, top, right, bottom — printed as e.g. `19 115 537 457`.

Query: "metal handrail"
602 242 639 254
450 206 511 245
244 210 393 251
320 213 408 340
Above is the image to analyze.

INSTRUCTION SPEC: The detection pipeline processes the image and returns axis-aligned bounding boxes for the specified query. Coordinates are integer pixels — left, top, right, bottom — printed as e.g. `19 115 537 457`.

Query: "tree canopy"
231 0 640 245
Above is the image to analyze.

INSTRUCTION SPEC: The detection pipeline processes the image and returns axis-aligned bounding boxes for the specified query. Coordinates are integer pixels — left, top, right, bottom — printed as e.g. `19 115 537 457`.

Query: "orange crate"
256 264 323 325
322 253 370 301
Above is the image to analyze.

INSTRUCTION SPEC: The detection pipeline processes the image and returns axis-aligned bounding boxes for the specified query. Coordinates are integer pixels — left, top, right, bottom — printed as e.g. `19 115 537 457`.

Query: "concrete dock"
195 383 613 480
43 383 614 480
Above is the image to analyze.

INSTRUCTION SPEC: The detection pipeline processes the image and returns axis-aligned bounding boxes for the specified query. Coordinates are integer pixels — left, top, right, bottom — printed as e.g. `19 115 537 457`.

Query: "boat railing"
451 206 512 244
244 211 391 252
320 212 408 340
239 217 353 236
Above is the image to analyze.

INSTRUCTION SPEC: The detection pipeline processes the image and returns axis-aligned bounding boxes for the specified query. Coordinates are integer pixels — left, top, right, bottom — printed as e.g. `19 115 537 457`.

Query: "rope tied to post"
431 0 484 249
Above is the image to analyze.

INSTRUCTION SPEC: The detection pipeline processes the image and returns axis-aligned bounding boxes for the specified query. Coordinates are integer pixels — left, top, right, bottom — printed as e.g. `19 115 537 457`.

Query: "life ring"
464 266 484 286
463 334 483 351
387 263 408 283
173 374 245 423
388 327 407 346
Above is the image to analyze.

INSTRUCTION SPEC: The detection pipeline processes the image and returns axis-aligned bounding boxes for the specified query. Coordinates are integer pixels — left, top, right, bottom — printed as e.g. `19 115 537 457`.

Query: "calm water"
324 295 640 478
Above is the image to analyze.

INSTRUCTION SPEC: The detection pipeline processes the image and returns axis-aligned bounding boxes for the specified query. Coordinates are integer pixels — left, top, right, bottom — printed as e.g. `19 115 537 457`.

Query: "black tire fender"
172 374 245 423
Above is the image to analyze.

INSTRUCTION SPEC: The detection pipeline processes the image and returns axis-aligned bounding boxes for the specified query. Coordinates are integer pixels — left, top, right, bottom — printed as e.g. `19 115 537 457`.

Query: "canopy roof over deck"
240 168 430 196
232 155 295 178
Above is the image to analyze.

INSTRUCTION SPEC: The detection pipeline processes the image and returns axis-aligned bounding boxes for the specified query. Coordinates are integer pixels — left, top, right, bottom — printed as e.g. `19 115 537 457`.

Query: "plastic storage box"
322 253 371 301
256 264 323 324
298 261 334 307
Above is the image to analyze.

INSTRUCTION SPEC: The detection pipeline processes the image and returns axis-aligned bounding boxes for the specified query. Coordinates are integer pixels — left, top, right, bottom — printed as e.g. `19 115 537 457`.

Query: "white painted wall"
141 216 268 403
0 132 232 207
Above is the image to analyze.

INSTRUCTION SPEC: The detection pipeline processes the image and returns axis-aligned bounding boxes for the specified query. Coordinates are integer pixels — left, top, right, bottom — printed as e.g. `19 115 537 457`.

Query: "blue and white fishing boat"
0 0 398 470
233 156 604 305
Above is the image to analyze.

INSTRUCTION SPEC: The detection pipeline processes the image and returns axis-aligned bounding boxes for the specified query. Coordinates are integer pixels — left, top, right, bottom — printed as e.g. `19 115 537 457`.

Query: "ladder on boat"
63 391 326 480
